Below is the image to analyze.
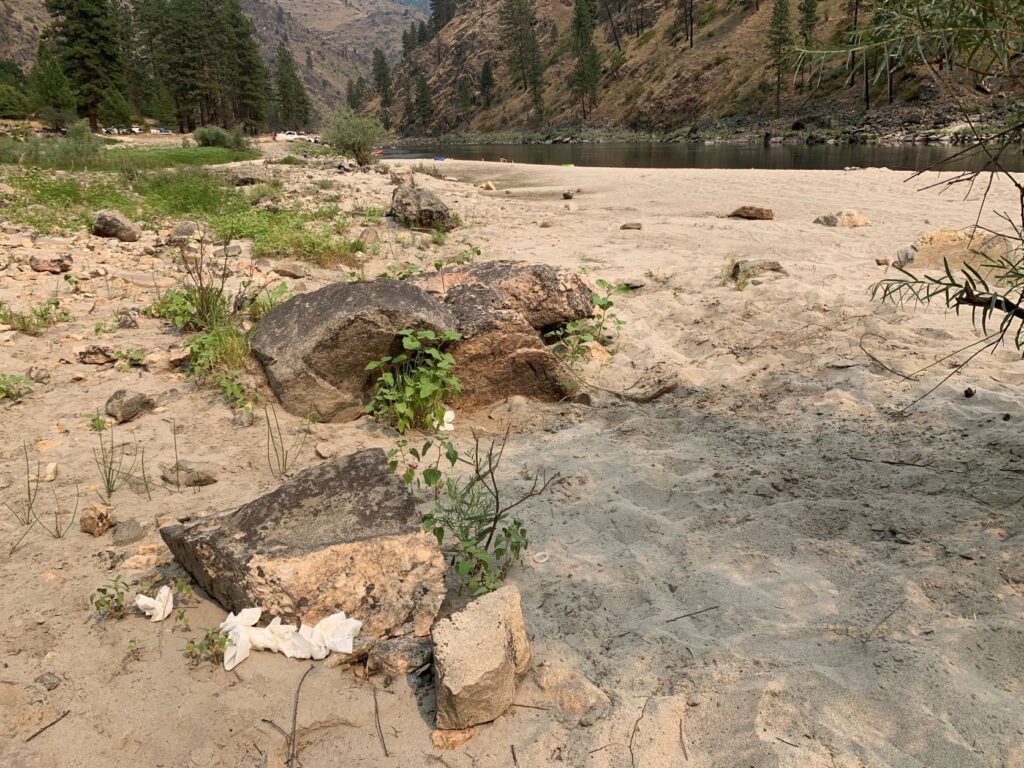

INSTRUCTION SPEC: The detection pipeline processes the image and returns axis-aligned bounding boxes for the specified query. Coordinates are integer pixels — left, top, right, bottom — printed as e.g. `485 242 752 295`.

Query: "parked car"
279 131 300 141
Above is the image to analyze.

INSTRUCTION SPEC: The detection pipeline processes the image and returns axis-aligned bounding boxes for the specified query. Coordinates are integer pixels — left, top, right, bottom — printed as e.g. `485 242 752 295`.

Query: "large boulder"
252 281 457 421
441 284 572 408
92 210 142 242
433 586 531 729
413 260 594 331
161 448 445 636
390 185 459 230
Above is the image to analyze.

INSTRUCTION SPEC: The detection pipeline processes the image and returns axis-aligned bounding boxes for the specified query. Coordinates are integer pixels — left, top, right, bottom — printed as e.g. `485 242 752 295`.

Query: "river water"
385 141 1024 173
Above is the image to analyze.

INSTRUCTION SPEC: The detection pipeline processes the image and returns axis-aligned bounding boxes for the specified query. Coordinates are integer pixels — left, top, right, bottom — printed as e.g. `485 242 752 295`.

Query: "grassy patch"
0 135 257 171
0 297 72 335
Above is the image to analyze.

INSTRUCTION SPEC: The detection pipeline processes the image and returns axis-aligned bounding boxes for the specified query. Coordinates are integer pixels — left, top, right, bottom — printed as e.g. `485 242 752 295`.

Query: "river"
385 141 1024 173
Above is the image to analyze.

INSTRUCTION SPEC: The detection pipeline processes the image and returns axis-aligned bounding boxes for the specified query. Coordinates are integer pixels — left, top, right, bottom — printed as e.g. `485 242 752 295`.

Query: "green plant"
415 427 556 595
193 125 250 151
239 281 290 322
93 426 137 498
33 484 81 540
0 297 71 336
4 444 40 526
431 230 448 247
359 205 387 225
365 329 462 433
265 404 308 478
323 107 388 165
114 348 144 371
185 627 232 666
546 279 628 366
378 261 425 281
0 374 33 401
90 575 129 620
86 411 108 431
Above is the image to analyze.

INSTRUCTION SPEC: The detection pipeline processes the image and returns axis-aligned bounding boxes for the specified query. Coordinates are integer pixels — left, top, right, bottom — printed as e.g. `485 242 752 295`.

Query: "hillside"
390 0 1000 136
0 0 425 119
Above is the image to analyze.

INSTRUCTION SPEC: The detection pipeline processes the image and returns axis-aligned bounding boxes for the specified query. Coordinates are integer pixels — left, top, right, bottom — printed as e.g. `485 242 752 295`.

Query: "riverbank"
395 97 1021 149
2 155 1023 767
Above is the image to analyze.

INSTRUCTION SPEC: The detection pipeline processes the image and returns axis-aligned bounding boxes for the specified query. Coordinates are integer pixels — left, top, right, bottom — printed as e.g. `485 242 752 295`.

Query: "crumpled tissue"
218 608 362 670
134 585 174 622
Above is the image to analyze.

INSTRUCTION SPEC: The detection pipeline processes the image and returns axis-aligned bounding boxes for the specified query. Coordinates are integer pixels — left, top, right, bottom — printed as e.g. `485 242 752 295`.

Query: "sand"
1 154 1023 768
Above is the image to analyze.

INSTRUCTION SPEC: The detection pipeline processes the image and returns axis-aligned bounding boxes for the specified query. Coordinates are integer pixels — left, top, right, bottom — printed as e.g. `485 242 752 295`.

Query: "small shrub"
0 374 32 401
185 627 232 666
0 297 71 336
546 279 628 366
366 328 461 433
193 125 249 151
90 575 129 620
323 107 387 165
185 324 251 380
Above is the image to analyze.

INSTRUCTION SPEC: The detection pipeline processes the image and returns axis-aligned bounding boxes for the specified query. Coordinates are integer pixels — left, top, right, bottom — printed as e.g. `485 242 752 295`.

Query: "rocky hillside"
391 0 1001 136
0 0 425 118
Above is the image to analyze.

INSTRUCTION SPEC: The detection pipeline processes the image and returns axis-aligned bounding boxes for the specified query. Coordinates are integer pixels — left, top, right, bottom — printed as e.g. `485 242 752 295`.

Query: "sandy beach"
2 156 1023 767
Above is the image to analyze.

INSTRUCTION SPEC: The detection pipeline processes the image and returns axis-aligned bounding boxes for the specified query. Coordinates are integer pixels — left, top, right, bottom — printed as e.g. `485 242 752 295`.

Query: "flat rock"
390 185 459 231
433 585 530 729
368 636 433 676
620 222 642 230
92 210 141 242
160 459 218 487
431 728 476 750
814 209 870 228
78 345 115 365
252 280 457 421
167 221 211 246
29 253 73 273
113 519 146 546
105 389 155 423
225 165 268 186
160 448 445 633
413 260 594 331
729 206 775 221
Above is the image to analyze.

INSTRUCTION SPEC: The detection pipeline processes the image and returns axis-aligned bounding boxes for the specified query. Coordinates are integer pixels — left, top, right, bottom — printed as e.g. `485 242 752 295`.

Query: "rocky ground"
1 147 1024 767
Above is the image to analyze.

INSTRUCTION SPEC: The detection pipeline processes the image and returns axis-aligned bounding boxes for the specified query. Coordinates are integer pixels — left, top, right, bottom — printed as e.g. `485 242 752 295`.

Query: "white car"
280 131 300 141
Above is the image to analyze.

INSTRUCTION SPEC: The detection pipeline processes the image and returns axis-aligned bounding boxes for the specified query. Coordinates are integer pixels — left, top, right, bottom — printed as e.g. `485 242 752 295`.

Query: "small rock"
814 209 870 228
273 263 305 279
431 728 477 750
226 166 267 186
105 389 156 423
26 366 50 384
167 221 211 246
42 463 58 482
35 672 62 691
231 408 256 428
728 259 786 281
315 441 337 459
0 182 16 197
433 585 530 729
78 346 115 365
29 253 73 274
535 665 611 725
92 210 141 242
895 244 918 267
358 228 379 246
875 258 891 266
539 220 555 229
562 190 574 200
481 181 496 191
390 185 459 231
729 206 775 221
368 636 433 677
213 244 242 258
964 387 976 398
80 505 113 536
620 222 642 230
113 519 146 546
160 460 218 488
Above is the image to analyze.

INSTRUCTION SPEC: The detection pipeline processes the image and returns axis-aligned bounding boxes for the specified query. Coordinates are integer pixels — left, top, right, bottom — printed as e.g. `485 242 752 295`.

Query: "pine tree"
44 0 126 130
457 77 472 109
768 0 793 115
372 48 392 108
498 0 545 118
414 73 433 130
417 21 430 45
570 0 600 119
98 86 133 127
0 61 28 92
797 0 817 44
429 0 457 33
29 41 77 129
229 1 268 133
274 44 311 128
346 77 367 110
480 60 495 107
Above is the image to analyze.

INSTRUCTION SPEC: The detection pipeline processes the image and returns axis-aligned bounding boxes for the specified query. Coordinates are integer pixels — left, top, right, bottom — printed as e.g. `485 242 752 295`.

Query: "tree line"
0 0 313 133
